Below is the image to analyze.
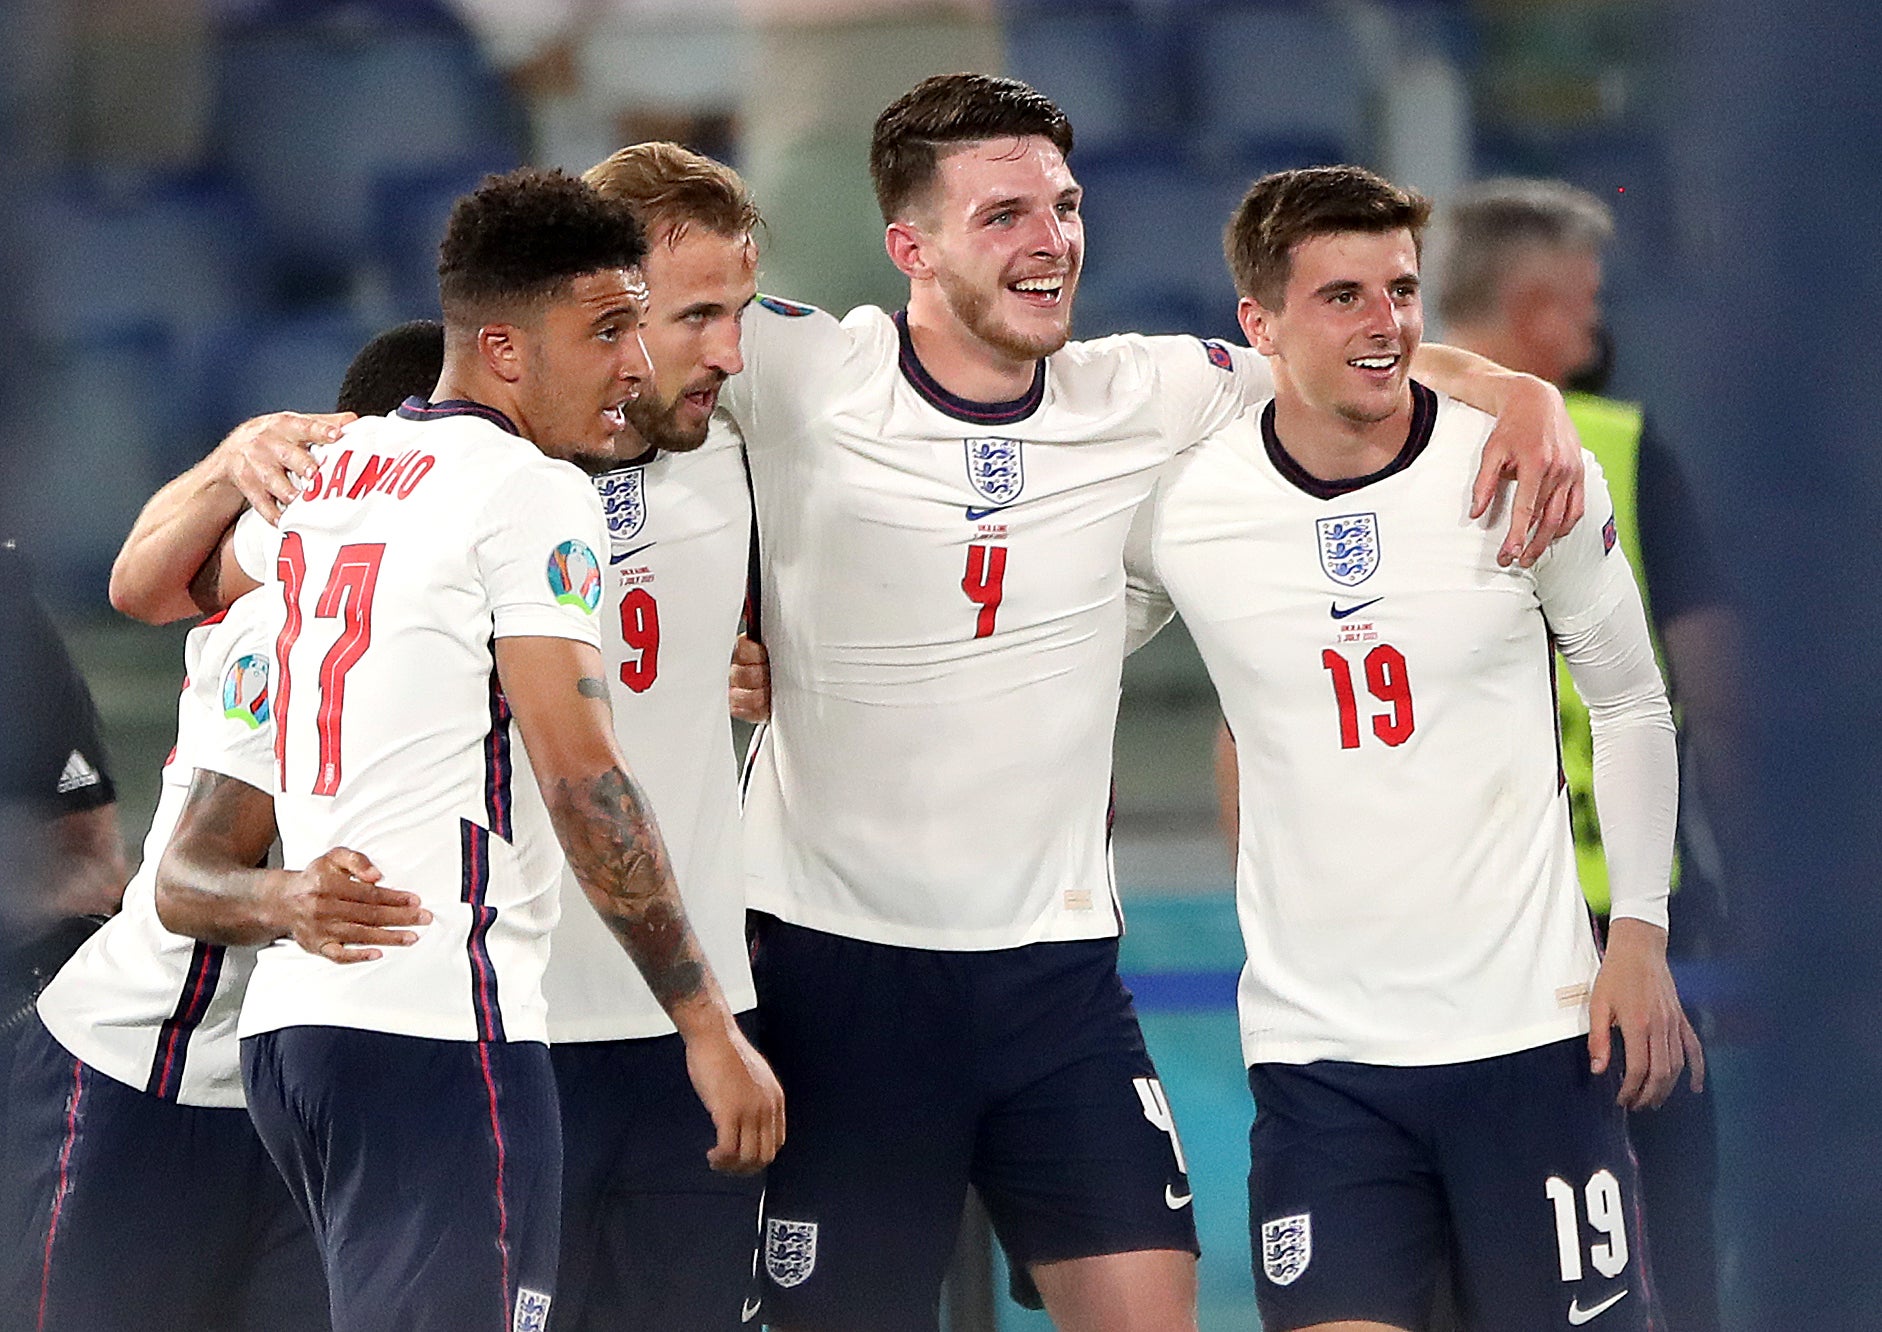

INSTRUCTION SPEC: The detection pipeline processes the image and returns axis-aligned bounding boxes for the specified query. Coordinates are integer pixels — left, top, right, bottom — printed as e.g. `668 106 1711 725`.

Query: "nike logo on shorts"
1567 1288 1629 1324
741 1296 763 1323
1164 1184 1192 1210
1330 596 1383 619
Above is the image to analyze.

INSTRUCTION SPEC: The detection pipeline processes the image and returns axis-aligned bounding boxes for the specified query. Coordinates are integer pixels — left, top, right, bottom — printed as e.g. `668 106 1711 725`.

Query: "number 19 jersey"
723 301 1270 950
234 401 607 1045
1129 386 1651 1068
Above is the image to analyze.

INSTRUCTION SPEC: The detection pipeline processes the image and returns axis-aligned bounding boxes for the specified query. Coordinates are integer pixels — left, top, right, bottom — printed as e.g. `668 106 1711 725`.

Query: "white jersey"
233 401 607 1045
543 419 758 1042
37 593 277 1108
1127 385 1670 1068
723 299 1271 949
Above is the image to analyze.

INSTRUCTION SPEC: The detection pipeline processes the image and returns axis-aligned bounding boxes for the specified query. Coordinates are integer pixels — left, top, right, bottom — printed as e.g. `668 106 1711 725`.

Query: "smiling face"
620 224 757 455
898 135 1084 364
1242 228 1424 431
514 266 652 473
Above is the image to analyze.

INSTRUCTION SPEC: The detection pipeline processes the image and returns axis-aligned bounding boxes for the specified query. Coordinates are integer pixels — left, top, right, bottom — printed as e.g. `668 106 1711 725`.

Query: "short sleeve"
1146 336 1273 451
190 603 279 793
475 462 608 646
1534 451 1637 637
230 508 277 585
720 295 855 450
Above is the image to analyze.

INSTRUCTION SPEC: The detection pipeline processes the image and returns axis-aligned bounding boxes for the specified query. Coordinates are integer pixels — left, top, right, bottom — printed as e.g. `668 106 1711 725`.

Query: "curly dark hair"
869 73 1074 224
1225 166 1431 310
336 319 444 416
437 168 648 323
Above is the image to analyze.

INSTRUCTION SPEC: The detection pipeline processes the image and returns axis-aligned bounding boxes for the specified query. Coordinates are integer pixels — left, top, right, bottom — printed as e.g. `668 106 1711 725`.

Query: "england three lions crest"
594 468 647 542
1316 513 1380 587
765 1218 818 1289
965 437 1025 507
1261 1213 1312 1287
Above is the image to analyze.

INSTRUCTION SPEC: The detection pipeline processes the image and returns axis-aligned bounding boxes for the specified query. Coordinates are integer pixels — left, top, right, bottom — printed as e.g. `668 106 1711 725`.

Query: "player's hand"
1588 917 1705 1109
682 1013 786 1175
281 847 430 964
212 411 353 523
729 633 771 724
1470 375 1585 567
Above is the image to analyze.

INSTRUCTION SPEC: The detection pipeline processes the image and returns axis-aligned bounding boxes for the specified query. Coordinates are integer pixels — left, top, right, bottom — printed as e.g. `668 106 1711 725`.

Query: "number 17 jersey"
233 401 607 1045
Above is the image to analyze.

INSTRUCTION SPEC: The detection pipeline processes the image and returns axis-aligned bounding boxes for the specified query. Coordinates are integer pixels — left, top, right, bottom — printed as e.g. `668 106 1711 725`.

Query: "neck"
433 359 531 440
1445 322 1558 387
904 287 1039 402
1268 371 1413 483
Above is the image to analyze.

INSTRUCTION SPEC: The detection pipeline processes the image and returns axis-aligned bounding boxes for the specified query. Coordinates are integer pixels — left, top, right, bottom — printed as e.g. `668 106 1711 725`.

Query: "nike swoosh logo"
1330 596 1383 619
741 1296 762 1323
1567 1288 1629 1324
610 541 656 565
966 506 1009 520
1165 1184 1193 1210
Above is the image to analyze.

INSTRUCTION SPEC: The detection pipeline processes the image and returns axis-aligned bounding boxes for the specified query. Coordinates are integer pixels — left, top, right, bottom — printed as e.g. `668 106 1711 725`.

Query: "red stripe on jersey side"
274 533 308 790
484 667 514 843
476 1042 515 1322
145 941 228 1100
459 819 505 1043
37 1059 85 1331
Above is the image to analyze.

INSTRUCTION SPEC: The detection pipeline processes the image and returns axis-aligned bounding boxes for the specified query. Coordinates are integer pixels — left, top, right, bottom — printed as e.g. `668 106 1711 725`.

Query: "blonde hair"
583 141 761 248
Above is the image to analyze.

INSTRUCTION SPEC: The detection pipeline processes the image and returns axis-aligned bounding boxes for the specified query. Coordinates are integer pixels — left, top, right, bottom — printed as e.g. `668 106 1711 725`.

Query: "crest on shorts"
965 437 1025 507
1316 513 1380 587
1261 1212 1312 1286
765 1217 819 1289
512 1288 552 1332
594 467 647 542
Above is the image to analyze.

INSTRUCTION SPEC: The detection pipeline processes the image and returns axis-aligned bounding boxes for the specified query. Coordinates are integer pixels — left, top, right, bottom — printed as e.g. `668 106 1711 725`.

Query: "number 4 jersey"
231 400 607 1045
1126 385 1676 1068
723 300 1272 950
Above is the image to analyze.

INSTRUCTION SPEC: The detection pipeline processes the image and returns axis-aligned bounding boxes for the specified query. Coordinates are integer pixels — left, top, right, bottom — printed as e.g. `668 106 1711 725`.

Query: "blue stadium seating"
370 156 517 320
192 310 378 434
1188 3 1368 166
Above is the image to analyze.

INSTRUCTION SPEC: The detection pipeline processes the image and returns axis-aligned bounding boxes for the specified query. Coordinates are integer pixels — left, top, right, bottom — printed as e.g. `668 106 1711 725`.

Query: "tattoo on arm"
549 766 708 1011
576 676 610 702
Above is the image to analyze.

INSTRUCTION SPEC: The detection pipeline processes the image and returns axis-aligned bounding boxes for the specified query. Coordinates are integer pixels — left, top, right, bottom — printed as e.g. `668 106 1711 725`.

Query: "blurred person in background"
1435 176 1738 1332
0 321 446 1332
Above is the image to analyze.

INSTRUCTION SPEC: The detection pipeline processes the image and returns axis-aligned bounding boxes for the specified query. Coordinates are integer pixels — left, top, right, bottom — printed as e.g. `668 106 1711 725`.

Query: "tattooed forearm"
576 676 610 703
550 766 709 1012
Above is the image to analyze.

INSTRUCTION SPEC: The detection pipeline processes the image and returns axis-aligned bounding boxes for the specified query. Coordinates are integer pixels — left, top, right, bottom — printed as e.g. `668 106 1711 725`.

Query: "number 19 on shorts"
1545 1168 1630 1282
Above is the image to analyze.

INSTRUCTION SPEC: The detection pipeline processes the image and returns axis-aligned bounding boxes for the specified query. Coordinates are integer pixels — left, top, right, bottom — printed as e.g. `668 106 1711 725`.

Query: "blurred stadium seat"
371 156 518 320
1005 5 1186 163
1188 2 1367 168
1073 157 1248 340
192 310 378 434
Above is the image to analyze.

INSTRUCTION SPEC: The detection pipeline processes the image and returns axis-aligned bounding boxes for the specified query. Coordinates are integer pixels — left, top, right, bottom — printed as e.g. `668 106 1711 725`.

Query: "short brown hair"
1225 166 1432 309
583 141 762 247
869 73 1074 224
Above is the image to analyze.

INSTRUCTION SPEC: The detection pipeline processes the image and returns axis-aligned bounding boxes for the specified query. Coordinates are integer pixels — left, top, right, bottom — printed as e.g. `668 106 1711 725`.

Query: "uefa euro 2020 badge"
1316 513 1381 587
1261 1212 1312 1287
221 653 272 729
965 437 1025 508
594 468 647 543
546 540 603 614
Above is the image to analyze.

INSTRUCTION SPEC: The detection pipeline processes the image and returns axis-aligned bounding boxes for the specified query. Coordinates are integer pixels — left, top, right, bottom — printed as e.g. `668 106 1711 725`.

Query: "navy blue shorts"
550 1016 765 1332
242 1026 560 1332
1 1016 327 1331
750 915 1196 1332
1248 1036 1660 1332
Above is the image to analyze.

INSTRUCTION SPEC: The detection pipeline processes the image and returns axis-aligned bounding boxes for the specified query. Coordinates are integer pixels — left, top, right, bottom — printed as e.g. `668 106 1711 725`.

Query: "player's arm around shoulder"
1122 482 1176 654
1413 342 1584 566
720 293 857 440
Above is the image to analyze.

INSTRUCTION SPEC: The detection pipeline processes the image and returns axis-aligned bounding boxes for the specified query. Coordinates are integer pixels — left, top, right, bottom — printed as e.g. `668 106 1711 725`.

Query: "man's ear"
1239 296 1280 356
478 323 525 384
884 220 932 282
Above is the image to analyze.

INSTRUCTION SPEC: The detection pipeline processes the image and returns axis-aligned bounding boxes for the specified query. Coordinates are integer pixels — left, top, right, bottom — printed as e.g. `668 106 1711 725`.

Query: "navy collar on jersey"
396 396 522 437
894 309 1046 426
1262 380 1438 500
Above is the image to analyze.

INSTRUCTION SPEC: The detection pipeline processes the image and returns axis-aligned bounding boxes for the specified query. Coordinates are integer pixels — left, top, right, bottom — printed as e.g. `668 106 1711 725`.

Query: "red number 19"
1321 643 1415 749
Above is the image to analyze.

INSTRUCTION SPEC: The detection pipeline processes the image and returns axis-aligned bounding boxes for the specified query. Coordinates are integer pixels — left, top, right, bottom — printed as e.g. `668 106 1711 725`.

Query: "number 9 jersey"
230 401 607 1046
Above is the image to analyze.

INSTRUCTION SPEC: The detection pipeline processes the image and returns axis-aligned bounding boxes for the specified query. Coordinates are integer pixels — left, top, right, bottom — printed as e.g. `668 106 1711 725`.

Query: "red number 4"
276 536 386 794
1322 644 1414 749
963 544 1007 638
